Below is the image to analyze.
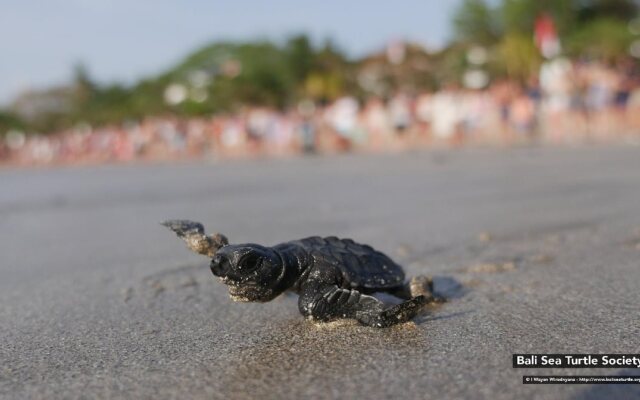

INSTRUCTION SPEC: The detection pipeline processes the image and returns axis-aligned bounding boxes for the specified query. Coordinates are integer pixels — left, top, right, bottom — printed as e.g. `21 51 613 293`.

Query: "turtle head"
211 244 286 302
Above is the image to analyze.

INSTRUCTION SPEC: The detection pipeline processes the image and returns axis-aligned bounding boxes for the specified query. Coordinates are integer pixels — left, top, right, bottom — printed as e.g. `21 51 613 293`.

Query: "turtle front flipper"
161 219 229 258
298 280 426 328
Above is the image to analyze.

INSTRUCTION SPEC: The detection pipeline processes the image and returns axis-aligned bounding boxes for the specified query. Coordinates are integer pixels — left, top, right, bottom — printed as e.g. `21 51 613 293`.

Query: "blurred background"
3 0 640 166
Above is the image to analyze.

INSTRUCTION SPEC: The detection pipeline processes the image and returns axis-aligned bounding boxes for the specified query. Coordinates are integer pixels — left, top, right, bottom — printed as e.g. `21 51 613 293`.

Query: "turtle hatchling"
162 220 443 327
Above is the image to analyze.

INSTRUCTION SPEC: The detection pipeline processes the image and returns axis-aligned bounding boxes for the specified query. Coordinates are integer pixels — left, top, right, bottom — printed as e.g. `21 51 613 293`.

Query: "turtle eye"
238 254 261 272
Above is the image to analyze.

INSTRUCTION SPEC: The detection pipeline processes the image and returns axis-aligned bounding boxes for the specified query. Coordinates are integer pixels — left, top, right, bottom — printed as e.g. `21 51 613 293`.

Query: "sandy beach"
2 146 640 399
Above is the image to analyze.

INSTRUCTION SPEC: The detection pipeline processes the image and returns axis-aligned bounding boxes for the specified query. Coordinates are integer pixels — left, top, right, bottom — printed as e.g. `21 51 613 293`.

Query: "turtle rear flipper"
389 275 446 304
161 219 228 257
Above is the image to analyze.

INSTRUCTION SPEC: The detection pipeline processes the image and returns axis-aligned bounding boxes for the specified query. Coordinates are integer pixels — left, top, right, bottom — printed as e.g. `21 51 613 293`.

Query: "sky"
0 0 462 104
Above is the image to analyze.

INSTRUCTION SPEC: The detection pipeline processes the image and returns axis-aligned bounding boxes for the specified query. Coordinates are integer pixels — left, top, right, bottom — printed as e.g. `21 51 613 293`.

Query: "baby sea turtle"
162 220 442 327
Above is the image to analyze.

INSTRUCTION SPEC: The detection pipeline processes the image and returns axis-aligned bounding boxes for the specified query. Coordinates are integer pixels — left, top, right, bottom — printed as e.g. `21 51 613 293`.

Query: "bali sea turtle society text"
516 355 640 367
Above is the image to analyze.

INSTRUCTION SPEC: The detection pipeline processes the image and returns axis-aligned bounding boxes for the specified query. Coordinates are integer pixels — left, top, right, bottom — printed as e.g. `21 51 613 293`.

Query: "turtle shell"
296 236 405 289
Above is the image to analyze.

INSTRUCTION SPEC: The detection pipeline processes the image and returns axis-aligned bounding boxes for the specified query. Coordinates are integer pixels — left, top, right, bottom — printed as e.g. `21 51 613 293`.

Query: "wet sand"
1 147 640 399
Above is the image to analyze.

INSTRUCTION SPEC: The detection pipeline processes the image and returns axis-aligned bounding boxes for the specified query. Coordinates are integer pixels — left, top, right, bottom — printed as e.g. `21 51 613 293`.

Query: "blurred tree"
303 39 351 102
501 0 575 36
498 32 542 82
431 44 469 88
567 17 634 60
286 34 315 85
454 0 639 41
227 42 294 109
453 0 501 45
71 63 96 104
79 84 136 126
451 0 639 82
576 0 639 24
0 111 25 135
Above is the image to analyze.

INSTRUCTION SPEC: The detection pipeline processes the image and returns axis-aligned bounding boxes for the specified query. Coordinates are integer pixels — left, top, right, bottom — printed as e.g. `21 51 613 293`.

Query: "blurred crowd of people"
3 58 640 167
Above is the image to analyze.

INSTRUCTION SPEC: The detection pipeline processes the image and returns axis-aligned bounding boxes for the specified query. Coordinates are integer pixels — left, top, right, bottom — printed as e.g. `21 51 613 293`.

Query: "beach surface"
2 147 640 399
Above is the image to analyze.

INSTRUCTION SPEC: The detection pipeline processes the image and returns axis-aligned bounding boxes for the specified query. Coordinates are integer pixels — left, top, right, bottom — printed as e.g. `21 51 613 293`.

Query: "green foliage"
0 111 25 135
286 35 316 84
501 0 576 35
498 32 542 81
566 17 635 60
4 36 352 133
454 0 638 42
451 0 639 82
576 0 639 24
154 41 295 112
431 44 469 88
453 0 501 45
